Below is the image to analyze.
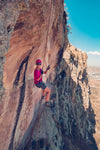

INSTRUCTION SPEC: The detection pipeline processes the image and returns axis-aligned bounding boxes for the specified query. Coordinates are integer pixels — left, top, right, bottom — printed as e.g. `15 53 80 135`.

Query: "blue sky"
64 0 100 66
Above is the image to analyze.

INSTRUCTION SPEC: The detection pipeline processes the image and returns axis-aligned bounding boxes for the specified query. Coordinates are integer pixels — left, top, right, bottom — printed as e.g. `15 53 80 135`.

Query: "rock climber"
34 59 53 107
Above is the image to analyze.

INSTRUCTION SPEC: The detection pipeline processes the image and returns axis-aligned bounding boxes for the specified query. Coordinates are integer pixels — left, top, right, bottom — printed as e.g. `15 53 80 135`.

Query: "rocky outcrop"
0 0 98 150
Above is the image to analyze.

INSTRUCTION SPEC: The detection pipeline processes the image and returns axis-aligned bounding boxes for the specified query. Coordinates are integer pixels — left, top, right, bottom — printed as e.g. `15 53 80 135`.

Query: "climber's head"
36 59 42 69
36 59 42 65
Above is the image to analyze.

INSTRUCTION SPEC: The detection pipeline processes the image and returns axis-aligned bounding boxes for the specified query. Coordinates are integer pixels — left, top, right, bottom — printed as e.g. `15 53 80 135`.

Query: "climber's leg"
43 87 51 102
35 81 49 100
42 89 45 96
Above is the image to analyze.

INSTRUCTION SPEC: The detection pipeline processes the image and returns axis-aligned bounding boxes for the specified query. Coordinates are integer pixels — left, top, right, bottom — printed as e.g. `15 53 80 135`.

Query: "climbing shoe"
45 101 52 107
41 95 45 99
45 101 55 108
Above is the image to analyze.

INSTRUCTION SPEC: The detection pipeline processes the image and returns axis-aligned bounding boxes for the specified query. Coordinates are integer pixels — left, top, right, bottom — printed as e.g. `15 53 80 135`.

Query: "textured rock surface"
0 0 98 150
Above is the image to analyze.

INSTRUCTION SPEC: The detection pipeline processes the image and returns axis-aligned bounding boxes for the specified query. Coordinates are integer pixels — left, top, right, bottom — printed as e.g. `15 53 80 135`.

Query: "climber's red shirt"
34 68 42 84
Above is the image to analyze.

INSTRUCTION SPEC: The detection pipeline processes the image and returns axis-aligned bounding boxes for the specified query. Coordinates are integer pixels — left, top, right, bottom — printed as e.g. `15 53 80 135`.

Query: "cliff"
0 0 98 150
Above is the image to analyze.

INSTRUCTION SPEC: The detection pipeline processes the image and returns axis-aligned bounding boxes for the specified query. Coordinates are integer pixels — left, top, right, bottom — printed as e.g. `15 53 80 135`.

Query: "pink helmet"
36 59 42 65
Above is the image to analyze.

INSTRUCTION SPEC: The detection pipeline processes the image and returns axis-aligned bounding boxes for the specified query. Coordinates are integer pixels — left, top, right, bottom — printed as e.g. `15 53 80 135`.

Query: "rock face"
0 1 98 150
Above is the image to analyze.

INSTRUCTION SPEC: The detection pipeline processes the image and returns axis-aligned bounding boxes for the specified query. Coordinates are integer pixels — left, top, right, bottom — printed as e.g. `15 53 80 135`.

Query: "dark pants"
35 81 47 90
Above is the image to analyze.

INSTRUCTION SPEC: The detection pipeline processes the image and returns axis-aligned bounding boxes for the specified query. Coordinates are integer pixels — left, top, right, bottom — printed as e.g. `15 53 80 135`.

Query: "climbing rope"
36 96 43 150
35 0 53 145
42 0 52 70
34 0 62 148
35 81 61 150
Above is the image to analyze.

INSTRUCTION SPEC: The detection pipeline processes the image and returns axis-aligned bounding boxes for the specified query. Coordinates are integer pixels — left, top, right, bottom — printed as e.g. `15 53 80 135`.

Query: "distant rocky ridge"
0 0 98 150
88 66 100 80
88 66 100 150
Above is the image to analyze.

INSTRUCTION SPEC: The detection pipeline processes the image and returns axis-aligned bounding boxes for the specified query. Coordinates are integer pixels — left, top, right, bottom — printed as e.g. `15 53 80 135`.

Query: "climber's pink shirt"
34 68 42 84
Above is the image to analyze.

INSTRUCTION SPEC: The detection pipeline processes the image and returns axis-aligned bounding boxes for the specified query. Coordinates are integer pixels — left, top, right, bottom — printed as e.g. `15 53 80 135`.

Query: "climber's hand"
47 65 50 70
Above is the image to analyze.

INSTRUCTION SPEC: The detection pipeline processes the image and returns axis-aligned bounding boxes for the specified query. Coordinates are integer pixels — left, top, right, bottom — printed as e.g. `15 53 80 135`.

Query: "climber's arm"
43 70 48 74
43 65 50 74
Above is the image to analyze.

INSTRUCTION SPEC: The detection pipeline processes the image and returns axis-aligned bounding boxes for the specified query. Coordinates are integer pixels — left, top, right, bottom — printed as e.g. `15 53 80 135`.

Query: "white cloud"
87 51 100 56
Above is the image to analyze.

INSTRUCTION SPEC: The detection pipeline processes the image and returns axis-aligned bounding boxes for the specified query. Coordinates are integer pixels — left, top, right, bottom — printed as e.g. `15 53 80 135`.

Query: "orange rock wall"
0 1 67 149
